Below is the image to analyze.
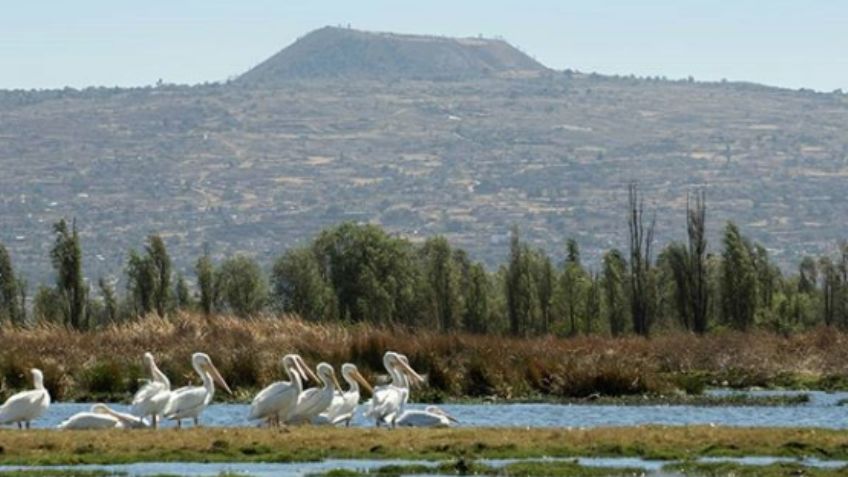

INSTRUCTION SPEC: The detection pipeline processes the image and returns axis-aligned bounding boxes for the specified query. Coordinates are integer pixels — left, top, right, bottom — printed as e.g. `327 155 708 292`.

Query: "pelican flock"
0 350 456 430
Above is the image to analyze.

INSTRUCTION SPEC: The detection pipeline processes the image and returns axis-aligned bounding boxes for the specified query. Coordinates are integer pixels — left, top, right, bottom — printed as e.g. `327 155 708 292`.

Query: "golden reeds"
1 313 847 401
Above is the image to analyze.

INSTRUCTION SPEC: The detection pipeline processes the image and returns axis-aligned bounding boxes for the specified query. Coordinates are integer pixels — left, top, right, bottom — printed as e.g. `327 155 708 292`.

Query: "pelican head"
192 353 233 395
31 368 45 390
143 352 155 367
342 363 373 394
316 362 342 391
384 352 425 388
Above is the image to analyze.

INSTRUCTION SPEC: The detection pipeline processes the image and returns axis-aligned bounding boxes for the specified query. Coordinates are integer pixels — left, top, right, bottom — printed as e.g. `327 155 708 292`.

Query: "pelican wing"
249 381 299 420
58 412 121 430
163 386 208 420
320 391 347 421
365 386 403 424
396 409 451 428
131 381 171 416
289 387 334 423
0 389 50 424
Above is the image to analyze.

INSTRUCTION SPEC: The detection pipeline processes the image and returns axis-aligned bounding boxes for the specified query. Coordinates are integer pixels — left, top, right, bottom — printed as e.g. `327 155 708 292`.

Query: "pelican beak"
331 371 342 392
297 356 320 383
443 410 459 423
292 357 309 382
206 362 233 395
353 370 374 395
398 359 425 387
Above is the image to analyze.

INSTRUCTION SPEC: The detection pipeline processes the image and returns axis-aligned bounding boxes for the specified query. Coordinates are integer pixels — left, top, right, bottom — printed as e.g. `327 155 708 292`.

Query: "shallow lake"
1 456 846 477
16 389 848 430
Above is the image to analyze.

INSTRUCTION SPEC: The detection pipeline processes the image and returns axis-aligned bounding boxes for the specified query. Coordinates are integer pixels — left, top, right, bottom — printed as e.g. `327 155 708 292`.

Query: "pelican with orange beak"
365 351 425 427
315 363 373 426
249 354 312 426
163 352 232 427
286 362 341 424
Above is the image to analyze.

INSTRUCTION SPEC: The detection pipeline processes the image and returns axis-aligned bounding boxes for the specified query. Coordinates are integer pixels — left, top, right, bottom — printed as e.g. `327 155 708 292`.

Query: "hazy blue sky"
1 0 845 91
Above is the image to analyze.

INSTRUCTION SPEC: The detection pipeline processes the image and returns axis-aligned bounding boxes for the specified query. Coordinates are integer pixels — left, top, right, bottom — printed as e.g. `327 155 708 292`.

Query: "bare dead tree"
628 183 655 336
687 190 709 334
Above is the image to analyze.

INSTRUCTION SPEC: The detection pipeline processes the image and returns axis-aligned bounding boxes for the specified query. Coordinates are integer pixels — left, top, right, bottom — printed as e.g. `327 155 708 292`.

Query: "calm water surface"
16 389 848 430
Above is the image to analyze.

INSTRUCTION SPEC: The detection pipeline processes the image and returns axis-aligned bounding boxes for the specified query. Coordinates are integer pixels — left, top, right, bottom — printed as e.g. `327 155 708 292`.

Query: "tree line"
1 185 846 335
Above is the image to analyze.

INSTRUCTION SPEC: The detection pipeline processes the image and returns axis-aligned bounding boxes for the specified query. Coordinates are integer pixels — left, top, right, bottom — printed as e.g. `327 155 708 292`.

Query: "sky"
1 0 845 91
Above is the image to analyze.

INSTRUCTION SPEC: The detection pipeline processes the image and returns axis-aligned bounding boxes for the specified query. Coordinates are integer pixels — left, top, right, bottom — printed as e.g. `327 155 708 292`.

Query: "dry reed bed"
2 313 848 401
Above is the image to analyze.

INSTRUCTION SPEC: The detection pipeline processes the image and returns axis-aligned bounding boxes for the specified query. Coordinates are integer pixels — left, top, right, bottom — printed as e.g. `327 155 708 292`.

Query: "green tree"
32 285 63 324
216 256 268 318
820 256 840 327
145 235 171 317
533 250 555 334
584 270 601 333
558 239 587 335
660 242 691 330
505 226 535 336
126 250 155 316
312 223 419 324
271 247 333 321
98 278 118 324
686 191 709 333
195 252 216 316
0 243 22 324
461 262 491 334
419 236 463 331
720 222 757 330
50 219 86 329
174 272 193 311
601 249 628 336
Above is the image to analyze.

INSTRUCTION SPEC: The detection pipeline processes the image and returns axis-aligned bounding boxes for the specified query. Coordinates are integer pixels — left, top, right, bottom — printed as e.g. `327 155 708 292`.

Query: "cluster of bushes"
2 313 848 402
2 187 848 338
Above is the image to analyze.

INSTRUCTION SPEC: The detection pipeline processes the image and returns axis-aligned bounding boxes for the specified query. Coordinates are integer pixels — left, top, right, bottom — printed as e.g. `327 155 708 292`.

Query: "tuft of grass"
1 426 848 466
663 461 848 477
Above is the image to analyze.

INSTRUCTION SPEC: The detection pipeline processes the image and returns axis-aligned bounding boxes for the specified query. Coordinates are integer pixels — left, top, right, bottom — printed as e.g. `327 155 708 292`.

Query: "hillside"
0 28 847 287
236 26 548 84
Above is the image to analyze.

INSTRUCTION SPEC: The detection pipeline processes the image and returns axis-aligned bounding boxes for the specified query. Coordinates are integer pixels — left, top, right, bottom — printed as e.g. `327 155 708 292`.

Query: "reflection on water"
11 389 848 430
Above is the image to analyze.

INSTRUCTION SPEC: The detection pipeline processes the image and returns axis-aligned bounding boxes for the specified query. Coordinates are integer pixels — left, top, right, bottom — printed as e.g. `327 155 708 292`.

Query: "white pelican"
365 352 424 428
396 405 458 427
248 354 311 426
0 368 50 429
286 362 341 424
130 352 171 428
162 353 232 427
58 404 149 430
314 363 373 426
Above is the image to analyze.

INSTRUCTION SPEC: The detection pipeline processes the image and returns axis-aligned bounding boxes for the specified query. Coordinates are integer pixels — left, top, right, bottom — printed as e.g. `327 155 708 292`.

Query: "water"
15 389 848 430
1 456 846 477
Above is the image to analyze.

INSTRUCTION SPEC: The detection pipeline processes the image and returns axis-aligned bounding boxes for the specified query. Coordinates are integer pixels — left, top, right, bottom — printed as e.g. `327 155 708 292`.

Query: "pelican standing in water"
365 352 424 427
396 405 458 428
163 353 232 427
248 354 312 426
58 404 149 430
0 368 50 429
314 363 373 426
286 362 341 424
130 352 171 428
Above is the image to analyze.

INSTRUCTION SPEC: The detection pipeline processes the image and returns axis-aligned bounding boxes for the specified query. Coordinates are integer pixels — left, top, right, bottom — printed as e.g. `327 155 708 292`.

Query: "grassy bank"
2 313 848 402
1 426 848 465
